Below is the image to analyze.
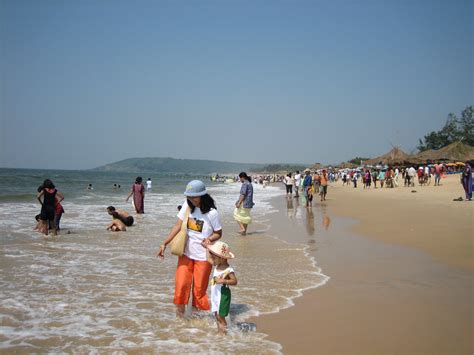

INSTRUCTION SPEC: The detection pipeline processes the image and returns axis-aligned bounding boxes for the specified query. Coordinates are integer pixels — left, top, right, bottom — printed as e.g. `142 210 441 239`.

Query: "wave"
0 193 38 203
0 181 325 354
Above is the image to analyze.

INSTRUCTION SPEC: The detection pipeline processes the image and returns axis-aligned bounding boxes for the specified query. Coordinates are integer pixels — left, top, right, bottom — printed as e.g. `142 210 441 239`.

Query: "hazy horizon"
1 0 472 170
0 155 310 171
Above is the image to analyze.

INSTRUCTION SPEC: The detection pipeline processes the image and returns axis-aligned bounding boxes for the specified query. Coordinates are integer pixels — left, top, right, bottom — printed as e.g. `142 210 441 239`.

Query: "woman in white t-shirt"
283 173 294 195
157 180 222 317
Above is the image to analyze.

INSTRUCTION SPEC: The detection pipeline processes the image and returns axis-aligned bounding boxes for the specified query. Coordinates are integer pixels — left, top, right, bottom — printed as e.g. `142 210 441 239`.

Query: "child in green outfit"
207 241 238 334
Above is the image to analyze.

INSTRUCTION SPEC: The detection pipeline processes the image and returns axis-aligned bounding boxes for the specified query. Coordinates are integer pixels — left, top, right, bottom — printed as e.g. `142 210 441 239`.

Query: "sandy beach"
253 174 473 354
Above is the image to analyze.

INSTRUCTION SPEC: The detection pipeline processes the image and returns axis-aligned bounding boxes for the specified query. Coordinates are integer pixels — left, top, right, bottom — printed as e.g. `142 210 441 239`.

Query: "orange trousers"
174 255 212 310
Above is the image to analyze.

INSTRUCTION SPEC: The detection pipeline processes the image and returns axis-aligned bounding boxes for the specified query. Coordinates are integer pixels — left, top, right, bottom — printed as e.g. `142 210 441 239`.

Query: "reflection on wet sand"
305 208 315 236
319 205 331 230
285 195 331 236
286 196 294 219
305 204 332 236
323 215 331 230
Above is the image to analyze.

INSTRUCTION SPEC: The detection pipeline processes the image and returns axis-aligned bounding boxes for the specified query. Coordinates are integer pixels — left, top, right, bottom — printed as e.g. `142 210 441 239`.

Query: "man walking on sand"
320 169 328 201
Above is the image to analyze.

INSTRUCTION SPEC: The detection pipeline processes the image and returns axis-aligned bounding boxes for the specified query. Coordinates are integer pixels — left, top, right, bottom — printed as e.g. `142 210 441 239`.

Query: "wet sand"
253 174 473 354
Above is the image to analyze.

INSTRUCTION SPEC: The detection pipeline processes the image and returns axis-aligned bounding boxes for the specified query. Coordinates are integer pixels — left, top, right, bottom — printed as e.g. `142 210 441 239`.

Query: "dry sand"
253 174 473 354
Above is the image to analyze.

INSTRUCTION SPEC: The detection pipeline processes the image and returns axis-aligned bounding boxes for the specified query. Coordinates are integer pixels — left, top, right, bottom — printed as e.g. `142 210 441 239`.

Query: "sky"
1 0 472 170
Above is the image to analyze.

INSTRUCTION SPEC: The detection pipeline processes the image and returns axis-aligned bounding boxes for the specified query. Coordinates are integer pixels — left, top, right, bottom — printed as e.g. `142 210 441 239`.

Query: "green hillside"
92 157 266 174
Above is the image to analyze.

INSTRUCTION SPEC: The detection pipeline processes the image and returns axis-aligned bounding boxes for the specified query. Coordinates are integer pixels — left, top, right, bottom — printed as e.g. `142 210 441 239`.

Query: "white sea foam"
0 181 325 354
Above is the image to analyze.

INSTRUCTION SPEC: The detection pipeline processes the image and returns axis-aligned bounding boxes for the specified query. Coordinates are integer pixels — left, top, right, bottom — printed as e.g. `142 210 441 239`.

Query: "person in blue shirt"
234 172 255 235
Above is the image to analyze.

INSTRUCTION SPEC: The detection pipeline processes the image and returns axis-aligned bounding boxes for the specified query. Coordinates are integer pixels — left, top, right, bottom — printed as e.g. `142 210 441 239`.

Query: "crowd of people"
271 161 472 202
280 169 329 206
33 161 471 335
338 162 472 196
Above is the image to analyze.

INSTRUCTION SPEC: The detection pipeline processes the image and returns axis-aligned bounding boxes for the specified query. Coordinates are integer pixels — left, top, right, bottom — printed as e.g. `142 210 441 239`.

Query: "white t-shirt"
294 174 301 185
177 203 222 261
210 265 235 313
146 180 152 189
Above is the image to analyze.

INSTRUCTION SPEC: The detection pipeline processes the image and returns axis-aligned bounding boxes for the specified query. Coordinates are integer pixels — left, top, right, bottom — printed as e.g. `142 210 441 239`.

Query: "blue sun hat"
184 180 208 197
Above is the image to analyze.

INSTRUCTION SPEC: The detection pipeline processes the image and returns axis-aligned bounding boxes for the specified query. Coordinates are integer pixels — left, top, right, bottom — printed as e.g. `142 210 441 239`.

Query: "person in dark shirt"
37 179 64 236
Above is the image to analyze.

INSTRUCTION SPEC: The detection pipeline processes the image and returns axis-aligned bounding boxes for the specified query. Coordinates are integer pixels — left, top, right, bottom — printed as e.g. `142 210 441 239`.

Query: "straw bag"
170 207 190 256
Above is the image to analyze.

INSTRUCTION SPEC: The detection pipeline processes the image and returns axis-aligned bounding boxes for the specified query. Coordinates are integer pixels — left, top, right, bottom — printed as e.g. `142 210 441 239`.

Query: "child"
307 184 314 206
55 199 65 231
206 241 238 334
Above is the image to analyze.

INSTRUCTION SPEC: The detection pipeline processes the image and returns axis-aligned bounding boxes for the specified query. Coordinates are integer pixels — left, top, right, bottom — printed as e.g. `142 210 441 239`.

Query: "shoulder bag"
170 207 190 256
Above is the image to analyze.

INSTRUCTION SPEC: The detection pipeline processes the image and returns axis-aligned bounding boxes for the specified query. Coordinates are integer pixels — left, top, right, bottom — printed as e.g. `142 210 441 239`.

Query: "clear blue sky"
1 0 472 169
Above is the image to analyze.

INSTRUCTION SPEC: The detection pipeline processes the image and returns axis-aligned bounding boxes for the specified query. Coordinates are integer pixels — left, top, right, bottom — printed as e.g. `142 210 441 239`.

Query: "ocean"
0 168 328 353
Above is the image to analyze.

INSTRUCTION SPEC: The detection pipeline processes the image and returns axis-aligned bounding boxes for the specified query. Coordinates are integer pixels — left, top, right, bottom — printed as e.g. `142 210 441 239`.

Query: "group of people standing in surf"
35 172 255 334
35 176 147 236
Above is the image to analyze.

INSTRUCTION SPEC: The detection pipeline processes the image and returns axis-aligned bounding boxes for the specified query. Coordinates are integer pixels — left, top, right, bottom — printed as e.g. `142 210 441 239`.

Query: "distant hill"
91 157 266 174
258 163 308 173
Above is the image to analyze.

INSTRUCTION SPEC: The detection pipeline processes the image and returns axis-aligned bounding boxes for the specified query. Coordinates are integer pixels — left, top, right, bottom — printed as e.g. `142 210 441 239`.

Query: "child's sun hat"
207 241 235 259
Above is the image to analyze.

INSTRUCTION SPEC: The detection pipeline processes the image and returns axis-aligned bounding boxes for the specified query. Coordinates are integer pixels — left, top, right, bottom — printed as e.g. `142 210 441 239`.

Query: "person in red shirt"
55 199 65 231
434 162 443 186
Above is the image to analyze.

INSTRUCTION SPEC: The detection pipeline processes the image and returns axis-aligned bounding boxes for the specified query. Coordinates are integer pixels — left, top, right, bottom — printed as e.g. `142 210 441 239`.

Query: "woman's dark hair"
187 193 216 214
239 172 252 182
107 206 116 212
37 185 44 193
42 179 55 189
135 177 143 184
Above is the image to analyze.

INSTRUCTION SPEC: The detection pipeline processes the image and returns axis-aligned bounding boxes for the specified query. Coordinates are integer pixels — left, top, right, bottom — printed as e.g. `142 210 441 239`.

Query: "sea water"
0 168 328 353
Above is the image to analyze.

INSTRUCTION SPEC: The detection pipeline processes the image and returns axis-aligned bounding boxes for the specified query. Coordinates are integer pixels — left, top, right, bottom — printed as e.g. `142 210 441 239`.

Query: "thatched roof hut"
409 149 436 163
337 161 358 169
411 141 474 163
364 147 411 166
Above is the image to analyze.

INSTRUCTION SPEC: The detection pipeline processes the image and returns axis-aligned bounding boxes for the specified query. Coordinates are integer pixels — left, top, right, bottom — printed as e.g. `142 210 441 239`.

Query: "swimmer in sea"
107 206 134 227
107 219 126 232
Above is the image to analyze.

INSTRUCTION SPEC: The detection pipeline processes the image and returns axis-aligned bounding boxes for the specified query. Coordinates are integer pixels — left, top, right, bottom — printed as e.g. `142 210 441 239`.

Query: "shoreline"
251 175 473 354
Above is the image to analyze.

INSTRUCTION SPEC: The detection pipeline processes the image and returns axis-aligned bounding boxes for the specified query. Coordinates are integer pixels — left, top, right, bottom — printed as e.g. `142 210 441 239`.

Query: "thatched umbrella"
364 147 411 166
410 149 435 161
337 161 358 169
412 141 474 163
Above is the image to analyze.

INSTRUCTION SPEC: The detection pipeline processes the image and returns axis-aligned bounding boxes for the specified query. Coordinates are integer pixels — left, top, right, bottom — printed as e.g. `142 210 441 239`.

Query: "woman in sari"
126 176 145 213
